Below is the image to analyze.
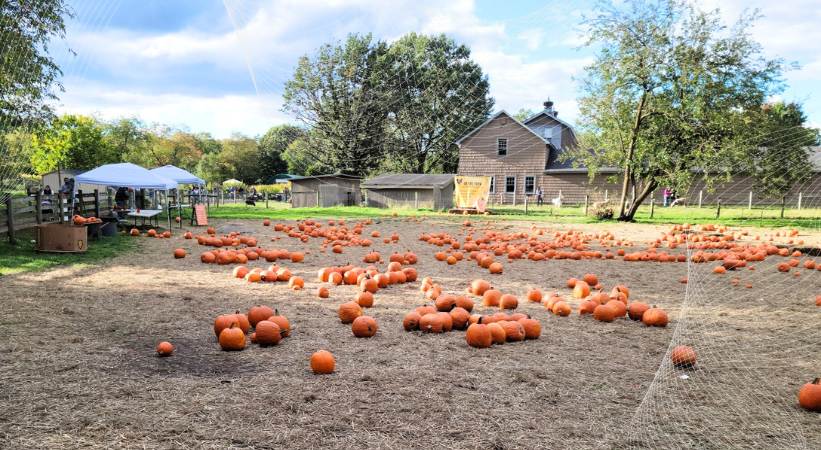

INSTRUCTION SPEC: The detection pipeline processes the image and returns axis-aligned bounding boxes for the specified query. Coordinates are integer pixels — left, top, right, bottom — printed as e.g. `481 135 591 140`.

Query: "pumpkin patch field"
1 217 819 449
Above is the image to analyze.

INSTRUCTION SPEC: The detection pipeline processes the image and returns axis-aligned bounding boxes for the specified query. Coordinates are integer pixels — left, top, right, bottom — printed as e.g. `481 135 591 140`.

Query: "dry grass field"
1 217 819 449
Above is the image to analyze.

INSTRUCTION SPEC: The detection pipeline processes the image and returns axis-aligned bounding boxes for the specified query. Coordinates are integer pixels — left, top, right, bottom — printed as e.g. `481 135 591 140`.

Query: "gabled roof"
523 109 578 141
454 110 548 146
289 173 362 181
362 173 455 189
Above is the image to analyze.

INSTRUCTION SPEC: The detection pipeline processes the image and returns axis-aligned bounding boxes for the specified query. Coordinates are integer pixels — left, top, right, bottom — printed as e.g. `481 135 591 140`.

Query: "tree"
513 108 535 122
30 115 115 174
571 0 784 221
259 124 305 180
379 33 493 173
281 133 330 175
104 117 149 162
0 0 71 130
751 102 819 199
219 134 263 184
283 34 390 176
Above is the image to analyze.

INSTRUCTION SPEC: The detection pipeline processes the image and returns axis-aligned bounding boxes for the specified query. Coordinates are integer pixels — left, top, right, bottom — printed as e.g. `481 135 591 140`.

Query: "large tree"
259 124 305 180
571 0 784 221
283 34 390 176
0 0 71 130
218 134 263 184
379 33 493 173
751 102 819 199
30 114 116 174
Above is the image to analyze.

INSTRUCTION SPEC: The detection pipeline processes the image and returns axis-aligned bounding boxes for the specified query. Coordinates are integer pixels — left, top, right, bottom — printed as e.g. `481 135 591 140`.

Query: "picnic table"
126 209 162 228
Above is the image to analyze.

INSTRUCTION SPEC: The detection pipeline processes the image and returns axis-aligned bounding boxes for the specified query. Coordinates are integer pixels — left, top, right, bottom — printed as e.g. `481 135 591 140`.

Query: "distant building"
362 174 455 210
289 174 362 208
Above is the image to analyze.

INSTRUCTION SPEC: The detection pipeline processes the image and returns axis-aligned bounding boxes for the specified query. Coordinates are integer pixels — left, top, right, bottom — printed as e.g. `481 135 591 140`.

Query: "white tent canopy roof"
150 165 205 186
75 163 178 190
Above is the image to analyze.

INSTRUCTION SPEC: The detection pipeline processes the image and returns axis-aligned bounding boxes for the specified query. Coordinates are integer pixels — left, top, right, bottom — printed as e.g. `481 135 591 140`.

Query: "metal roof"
289 173 362 181
362 173 455 189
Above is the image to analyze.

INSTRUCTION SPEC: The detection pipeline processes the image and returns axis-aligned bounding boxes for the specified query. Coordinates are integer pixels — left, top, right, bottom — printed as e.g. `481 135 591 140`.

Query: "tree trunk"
619 178 658 221
617 91 648 218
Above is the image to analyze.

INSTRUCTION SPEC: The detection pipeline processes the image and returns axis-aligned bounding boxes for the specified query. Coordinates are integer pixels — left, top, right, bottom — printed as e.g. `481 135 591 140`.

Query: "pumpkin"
233 311 251 334
454 295 474 312
482 289 502 307
487 322 506 344
798 378 821 411
201 252 216 264
566 278 578 288
213 314 235 337
290 252 305 263
316 286 330 298
355 291 374 308
263 219 271 226
338 301 363 324
435 295 456 312
816 295 821 307
579 300 598 315
437 312 453 332
499 320 525 342
403 311 421 331
248 305 274 327
552 301 572 316
449 307 470 330
254 320 282 346
288 276 304 290
147 229 157 237
518 318 541 339
593 304 615 322
582 273 599 286
606 300 627 318
572 281 590 299
465 323 492 348
419 313 445 333
310 350 336 375
173 248 186 259
351 315 378 338
488 262 503 274
642 307 669 327
218 323 246 351
267 310 290 337
526 288 543 303
415 305 437 316
470 279 491 296
156 341 174 357
360 278 379 294
497 294 517 310
611 285 630 300
670 345 696 367
627 302 650 321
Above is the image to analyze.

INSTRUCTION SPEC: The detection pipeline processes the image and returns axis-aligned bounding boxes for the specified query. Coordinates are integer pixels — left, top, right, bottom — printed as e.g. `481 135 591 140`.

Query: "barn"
362 174 455 210
289 174 362 208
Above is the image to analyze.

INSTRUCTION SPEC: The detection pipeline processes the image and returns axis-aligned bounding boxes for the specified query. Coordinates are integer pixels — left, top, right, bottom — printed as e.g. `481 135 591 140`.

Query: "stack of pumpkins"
213 306 291 351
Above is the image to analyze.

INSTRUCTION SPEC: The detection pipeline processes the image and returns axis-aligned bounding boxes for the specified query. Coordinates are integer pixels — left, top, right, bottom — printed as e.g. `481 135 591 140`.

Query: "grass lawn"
203 201 820 229
0 228 139 276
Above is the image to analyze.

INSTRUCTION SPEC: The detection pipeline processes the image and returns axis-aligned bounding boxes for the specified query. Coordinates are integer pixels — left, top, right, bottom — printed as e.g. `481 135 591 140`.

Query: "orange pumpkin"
173 248 186 259
488 262 503 274
449 307 470 330
351 315 378 338
482 289 502 307
499 320 525 342
470 279 491 296
518 318 541 339
419 313 445 333
248 305 274 327
465 323 492 348
487 322 506 344
526 288 543 303
338 301 363 324
310 350 335 375
552 301 571 316
671 345 696 367
355 291 374 308
572 281 590 299
627 302 650 321
254 320 282 346
403 311 421 331
218 323 246 351
642 307 669 327
267 310 290 337
316 286 330 298
593 304 615 322
798 378 821 411
156 341 174 357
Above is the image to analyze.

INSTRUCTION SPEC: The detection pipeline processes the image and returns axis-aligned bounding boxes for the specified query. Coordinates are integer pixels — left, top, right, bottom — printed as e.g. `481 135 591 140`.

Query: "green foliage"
219 134 263 184
222 179 245 190
513 108 535 122
0 0 71 130
30 114 117 173
252 184 286 195
750 102 819 199
282 134 325 175
571 0 785 221
259 125 304 181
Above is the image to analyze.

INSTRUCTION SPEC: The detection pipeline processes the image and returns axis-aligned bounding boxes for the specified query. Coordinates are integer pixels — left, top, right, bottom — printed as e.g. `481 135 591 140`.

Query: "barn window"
524 176 535 194
489 176 495 193
505 176 515 193
497 138 508 156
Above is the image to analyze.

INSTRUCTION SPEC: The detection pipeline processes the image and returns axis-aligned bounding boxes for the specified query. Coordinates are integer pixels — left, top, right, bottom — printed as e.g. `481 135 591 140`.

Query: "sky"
50 0 821 138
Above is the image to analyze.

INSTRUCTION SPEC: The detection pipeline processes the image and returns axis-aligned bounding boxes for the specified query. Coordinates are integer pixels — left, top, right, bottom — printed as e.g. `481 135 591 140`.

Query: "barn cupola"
543 99 557 117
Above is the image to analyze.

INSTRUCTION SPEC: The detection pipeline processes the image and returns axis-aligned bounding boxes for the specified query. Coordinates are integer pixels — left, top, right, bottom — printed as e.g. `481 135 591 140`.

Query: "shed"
289 174 362 208
40 169 97 194
362 173 455 210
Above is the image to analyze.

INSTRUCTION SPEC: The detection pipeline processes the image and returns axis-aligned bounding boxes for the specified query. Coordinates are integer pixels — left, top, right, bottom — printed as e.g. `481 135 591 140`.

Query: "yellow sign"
453 176 490 210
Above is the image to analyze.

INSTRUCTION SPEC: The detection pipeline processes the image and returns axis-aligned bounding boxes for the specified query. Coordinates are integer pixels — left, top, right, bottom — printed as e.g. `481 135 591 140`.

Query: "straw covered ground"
1 217 819 449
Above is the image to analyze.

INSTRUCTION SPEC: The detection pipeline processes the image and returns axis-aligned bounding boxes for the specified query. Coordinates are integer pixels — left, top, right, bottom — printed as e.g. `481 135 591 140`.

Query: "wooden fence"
1 190 110 244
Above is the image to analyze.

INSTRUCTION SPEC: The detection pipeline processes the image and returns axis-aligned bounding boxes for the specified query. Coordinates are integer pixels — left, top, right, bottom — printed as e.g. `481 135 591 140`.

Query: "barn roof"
362 173 455 189
289 173 362 182
454 110 548 146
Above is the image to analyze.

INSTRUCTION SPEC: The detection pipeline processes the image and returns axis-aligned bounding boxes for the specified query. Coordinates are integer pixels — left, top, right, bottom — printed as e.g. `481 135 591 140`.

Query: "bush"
591 202 614 220
253 184 286 196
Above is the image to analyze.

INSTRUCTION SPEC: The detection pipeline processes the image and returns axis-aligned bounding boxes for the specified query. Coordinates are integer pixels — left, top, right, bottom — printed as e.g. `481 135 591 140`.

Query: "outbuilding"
362 173 455 210
289 173 362 208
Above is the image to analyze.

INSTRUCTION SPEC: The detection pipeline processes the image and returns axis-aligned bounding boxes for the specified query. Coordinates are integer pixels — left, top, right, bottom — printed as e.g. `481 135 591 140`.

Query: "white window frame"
489 176 495 193
505 176 516 194
497 138 508 156
524 176 535 194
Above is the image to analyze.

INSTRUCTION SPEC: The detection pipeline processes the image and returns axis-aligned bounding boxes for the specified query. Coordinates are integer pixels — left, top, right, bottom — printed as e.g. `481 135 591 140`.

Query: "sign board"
453 176 490 209
194 204 208 226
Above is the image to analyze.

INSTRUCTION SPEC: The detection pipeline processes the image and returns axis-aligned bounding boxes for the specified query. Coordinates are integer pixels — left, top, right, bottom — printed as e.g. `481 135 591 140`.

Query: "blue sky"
51 0 821 138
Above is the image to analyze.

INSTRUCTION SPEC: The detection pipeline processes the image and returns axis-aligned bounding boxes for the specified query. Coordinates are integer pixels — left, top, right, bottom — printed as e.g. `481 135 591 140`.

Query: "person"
535 187 544 206
59 177 72 195
115 187 129 209
662 187 671 207
41 185 53 207
669 189 678 207
43 185 52 196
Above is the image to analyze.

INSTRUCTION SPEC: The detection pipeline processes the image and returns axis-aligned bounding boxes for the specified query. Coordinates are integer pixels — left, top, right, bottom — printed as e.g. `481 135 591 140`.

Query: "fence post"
94 189 100 218
604 189 608 202
265 195 269 208
797 192 802 210
524 195 529 215
316 190 320 207
748 191 752 210
414 191 419 209
780 196 786 218
35 193 42 224
6 197 15 245
584 194 589 215
650 197 655 219
698 190 703 208
77 189 84 215
57 193 64 223
716 199 721 219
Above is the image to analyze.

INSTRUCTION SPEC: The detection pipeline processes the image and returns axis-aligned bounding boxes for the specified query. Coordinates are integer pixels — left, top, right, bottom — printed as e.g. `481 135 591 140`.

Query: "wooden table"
126 209 162 228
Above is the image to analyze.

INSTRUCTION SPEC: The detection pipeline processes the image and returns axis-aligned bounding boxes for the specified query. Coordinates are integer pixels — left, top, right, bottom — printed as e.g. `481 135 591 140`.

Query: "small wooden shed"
362 173 455 210
289 174 362 208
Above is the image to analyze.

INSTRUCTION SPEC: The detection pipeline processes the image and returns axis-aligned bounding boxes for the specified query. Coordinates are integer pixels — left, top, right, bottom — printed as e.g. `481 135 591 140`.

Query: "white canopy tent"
75 163 178 229
150 165 205 186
